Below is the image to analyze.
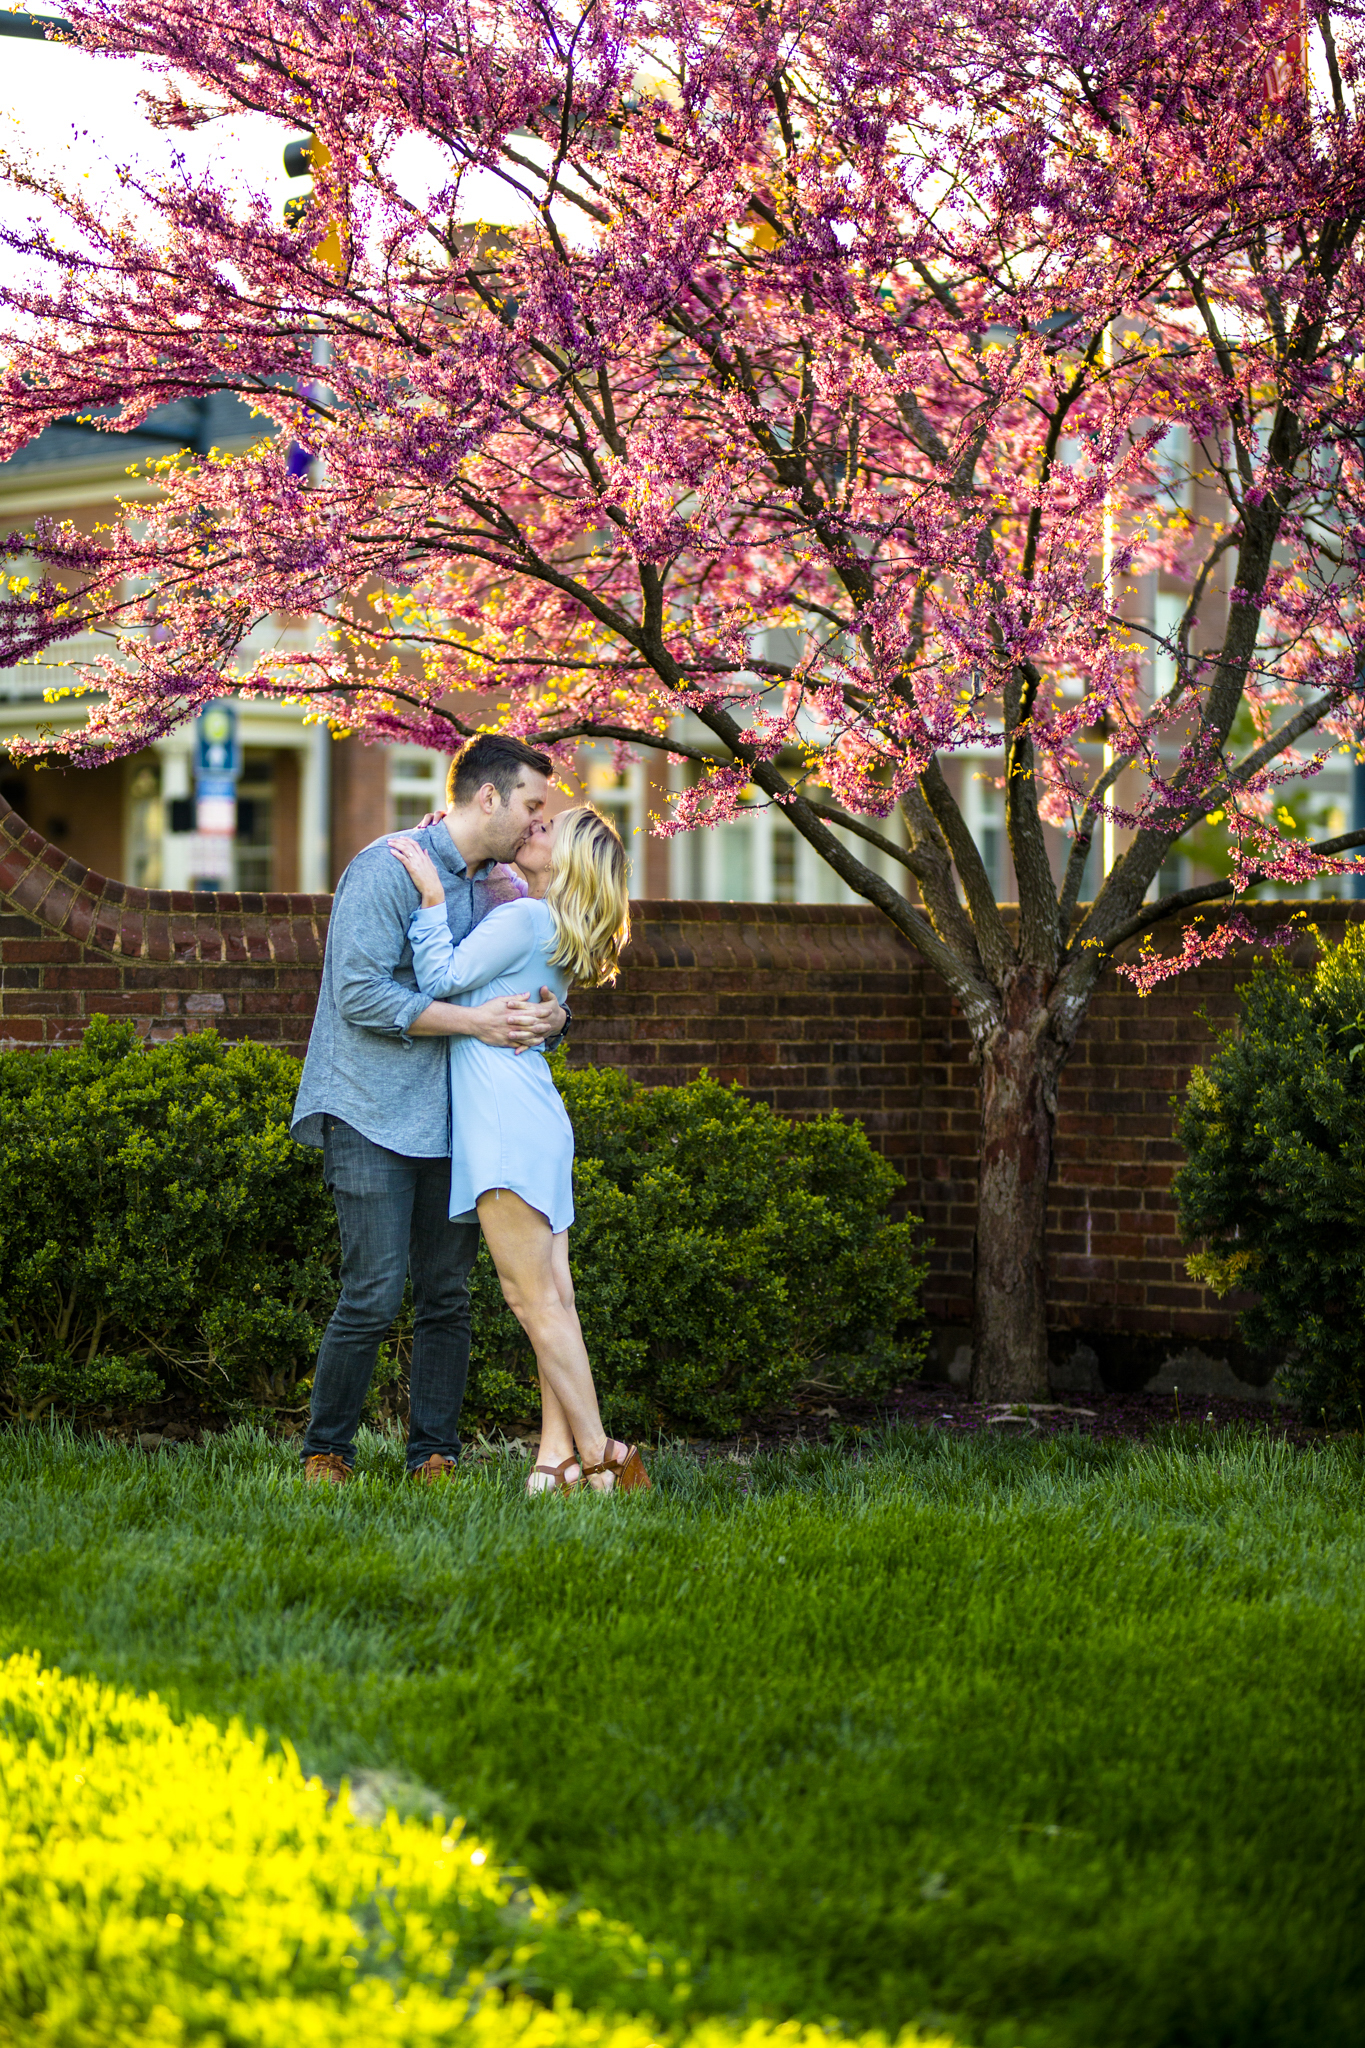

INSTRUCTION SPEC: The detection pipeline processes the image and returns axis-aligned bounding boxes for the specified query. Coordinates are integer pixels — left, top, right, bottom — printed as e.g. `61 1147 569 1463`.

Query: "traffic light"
283 134 328 227
282 133 343 272
281 134 338 479
282 135 323 180
0 12 77 40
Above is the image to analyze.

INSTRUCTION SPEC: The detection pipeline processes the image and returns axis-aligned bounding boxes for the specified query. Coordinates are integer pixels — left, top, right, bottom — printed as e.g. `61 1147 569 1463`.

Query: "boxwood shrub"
468 1061 928 1434
1174 924 1365 1421
0 1023 927 1433
0 1018 336 1421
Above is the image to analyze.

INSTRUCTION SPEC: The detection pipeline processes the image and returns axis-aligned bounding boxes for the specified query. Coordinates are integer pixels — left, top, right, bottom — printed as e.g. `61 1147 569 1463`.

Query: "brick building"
20 396 1353 913
0 395 669 894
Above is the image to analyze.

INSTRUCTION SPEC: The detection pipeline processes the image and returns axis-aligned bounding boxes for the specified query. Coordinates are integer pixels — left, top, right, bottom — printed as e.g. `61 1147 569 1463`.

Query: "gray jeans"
302 1117 480 1470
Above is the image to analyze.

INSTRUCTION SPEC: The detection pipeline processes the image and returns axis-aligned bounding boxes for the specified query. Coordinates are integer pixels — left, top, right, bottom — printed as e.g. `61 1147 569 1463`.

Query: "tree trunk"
969 1002 1064 1404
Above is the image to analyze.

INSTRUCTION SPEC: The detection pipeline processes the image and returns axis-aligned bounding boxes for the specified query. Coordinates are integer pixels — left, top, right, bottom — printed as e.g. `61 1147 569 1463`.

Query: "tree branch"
1097 828 1365 956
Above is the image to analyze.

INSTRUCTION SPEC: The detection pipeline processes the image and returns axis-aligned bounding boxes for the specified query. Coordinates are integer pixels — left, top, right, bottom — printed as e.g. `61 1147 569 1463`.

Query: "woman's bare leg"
478 1191 623 1486
532 1233 577 1469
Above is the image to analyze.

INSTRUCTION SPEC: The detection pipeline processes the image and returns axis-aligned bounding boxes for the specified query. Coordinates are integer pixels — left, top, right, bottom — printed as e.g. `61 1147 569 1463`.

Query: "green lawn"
3 1423 1364 2048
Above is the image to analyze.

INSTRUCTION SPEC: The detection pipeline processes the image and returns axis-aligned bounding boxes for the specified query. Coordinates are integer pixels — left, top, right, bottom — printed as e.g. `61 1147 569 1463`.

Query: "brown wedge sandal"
526 1455 582 1496
581 1439 652 1493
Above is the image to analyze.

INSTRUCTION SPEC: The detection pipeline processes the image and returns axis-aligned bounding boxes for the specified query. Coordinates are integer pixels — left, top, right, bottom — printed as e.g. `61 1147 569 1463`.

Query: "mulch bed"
687 1379 1341 1455
66 1375 1349 1458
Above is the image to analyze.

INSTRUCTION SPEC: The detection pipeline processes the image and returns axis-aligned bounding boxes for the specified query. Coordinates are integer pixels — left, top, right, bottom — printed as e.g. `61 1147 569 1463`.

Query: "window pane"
979 826 1001 900
235 752 274 890
773 824 797 902
720 821 750 899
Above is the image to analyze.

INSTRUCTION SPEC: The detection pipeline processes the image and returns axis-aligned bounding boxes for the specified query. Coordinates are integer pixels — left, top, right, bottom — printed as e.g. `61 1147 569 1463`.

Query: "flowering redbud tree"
4 0 1365 1398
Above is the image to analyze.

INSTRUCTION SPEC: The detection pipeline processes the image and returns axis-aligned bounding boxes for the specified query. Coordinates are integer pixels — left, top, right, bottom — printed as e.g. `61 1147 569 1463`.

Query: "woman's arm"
408 900 534 999
389 831 533 998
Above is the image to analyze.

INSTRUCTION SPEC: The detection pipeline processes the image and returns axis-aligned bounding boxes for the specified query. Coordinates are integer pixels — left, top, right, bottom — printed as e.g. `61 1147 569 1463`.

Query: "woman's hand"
418 809 447 830
387 836 445 909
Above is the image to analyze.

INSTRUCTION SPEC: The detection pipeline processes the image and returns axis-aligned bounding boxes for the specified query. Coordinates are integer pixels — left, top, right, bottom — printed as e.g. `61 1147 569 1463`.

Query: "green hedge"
0 1022 926 1434
1174 925 1365 1421
470 1062 928 1434
0 1019 335 1421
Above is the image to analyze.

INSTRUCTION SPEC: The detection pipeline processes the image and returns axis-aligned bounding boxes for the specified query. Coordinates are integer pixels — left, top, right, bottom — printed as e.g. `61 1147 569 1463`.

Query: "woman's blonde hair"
545 804 631 987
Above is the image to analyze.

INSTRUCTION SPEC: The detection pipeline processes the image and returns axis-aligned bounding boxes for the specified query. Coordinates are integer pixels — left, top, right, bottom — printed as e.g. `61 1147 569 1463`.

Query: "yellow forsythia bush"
0 1654 961 2048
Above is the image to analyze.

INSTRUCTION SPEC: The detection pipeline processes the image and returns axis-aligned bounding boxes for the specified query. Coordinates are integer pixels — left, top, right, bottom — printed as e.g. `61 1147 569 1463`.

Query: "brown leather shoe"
410 1452 460 1484
303 1452 351 1486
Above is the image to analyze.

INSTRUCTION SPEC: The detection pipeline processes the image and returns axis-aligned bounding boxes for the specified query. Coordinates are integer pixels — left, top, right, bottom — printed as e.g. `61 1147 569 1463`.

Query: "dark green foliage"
1174 925 1365 1420
0 1018 336 1419
0 1026 924 1432
466 1061 928 1433
5 1426 1365 2048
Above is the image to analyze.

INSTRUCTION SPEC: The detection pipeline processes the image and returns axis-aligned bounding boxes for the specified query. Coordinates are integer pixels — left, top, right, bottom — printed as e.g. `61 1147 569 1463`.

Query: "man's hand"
410 997 535 1045
409 989 564 1048
506 986 567 1054
468 994 543 1048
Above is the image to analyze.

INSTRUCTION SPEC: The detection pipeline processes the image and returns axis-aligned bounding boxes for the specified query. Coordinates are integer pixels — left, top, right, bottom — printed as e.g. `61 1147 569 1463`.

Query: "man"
291 734 567 1484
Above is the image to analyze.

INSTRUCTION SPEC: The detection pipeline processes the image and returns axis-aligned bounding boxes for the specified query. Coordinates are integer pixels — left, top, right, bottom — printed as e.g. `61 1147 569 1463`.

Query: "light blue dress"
407 896 574 1232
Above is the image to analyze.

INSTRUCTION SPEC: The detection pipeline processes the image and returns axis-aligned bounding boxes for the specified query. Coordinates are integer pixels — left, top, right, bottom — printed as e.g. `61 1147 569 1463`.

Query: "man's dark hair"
446 734 552 807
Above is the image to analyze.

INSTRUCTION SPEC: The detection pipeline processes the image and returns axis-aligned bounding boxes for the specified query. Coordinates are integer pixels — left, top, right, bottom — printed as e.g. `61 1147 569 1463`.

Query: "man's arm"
409 996 560 1045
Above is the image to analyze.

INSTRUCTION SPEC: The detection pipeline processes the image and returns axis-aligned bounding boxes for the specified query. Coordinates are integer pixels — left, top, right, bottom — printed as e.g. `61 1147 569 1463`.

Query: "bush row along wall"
1 794 1356 1376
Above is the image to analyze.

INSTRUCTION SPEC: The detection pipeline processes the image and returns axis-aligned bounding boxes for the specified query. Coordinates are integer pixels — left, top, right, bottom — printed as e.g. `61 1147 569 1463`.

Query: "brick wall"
0 802 328 1057
564 897 1354 1384
1 793 1353 1379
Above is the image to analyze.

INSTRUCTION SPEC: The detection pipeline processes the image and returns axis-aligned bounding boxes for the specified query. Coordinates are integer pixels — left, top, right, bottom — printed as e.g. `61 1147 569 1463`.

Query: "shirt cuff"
393 987 432 1042
410 903 447 930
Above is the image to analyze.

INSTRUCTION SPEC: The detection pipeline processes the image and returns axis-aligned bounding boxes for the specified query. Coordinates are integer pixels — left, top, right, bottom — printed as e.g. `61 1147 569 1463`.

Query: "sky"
3 13 1341 293
2 28 296 249
0 16 552 297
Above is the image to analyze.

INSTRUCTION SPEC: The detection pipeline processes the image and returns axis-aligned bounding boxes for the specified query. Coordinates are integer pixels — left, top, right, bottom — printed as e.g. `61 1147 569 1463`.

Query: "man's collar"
421 822 495 880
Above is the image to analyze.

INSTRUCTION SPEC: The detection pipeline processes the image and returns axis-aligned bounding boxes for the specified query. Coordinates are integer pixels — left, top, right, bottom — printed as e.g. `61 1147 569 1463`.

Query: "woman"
388 806 649 1496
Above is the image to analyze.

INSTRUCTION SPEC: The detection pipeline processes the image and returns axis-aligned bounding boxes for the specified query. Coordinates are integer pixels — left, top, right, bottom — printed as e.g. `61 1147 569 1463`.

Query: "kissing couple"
290 733 649 1496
